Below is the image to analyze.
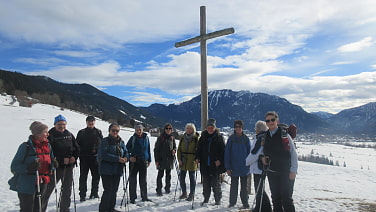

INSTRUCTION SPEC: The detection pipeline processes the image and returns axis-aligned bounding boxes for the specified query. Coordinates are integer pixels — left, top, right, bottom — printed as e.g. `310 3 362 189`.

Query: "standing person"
262 111 298 212
225 120 251 209
76 115 103 202
154 123 177 196
177 123 199 201
98 123 128 212
126 123 152 204
42 115 79 212
9 121 57 212
246 120 272 212
195 118 225 206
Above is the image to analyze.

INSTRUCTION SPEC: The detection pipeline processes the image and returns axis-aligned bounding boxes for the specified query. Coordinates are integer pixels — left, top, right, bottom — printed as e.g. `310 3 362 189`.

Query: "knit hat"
207 118 216 128
135 123 144 129
30 121 48 136
86 115 95 122
54 114 67 125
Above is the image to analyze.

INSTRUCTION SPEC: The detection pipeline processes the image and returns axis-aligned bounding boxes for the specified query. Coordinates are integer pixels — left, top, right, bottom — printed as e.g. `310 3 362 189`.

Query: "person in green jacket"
177 123 200 201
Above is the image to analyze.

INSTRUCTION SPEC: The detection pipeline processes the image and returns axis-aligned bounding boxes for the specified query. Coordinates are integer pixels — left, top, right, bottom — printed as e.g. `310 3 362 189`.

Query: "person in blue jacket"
126 123 152 204
98 123 129 212
224 120 251 209
9 121 56 212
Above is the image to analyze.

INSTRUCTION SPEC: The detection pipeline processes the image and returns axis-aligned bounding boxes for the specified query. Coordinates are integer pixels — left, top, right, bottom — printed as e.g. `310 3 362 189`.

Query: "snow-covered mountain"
143 89 329 133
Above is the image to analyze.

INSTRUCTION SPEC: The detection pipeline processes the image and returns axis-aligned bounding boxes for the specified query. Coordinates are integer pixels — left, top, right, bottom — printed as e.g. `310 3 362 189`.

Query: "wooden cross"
175 6 234 130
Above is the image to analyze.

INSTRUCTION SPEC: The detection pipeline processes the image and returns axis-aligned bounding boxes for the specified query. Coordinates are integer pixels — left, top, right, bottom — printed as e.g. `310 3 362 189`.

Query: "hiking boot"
165 189 170 194
80 196 86 202
179 192 187 199
241 204 250 209
156 191 163 196
186 193 194 201
215 200 221 205
201 199 209 206
142 198 152 202
89 193 99 199
112 209 121 212
228 204 235 208
130 199 136 204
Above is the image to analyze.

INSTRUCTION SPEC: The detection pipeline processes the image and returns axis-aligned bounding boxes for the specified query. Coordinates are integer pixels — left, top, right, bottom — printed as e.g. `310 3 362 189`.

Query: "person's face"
265 115 279 131
109 126 120 137
135 127 143 136
35 129 49 141
207 126 215 134
86 120 95 129
55 121 67 133
185 126 194 135
234 124 243 135
164 126 173 135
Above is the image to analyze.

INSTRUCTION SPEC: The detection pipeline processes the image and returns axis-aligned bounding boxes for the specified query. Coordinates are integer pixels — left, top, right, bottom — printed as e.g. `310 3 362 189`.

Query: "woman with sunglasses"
262 111 298 212
98 123 129 212
154 123 176 196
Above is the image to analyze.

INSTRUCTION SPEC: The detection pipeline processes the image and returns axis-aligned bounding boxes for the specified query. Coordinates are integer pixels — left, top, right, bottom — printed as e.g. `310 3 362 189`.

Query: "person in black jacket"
154 123 176 196
126 124 152 204
41 114 80 212
195 118 225 206
76 115 103 202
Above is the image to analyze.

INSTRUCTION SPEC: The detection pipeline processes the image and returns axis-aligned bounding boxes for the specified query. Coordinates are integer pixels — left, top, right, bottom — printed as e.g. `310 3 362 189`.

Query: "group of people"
9 111 298 212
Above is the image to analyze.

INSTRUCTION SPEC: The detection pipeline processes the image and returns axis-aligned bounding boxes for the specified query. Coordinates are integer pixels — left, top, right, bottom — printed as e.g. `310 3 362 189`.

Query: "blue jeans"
179 170 196 194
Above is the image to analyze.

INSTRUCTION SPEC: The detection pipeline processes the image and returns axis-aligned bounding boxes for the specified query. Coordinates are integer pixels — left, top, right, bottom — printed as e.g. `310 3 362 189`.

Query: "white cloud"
337 37 374 52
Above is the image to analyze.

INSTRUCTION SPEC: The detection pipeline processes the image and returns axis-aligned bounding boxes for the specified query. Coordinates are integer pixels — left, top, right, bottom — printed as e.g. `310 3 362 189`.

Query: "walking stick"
53 168 58 212
58 165 67 211
36 170 42 212
191 167 198 209
173 156 181 201
120 163 132 212
72 168 77 212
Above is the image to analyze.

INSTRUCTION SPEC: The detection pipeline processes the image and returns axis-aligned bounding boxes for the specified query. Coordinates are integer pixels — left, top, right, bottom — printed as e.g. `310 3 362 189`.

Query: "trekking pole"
120 163 132 211
72 168 77 212
36 170 42 212
53 168 58 212
173 156 181 201
251 172 264 211
191 168 198 210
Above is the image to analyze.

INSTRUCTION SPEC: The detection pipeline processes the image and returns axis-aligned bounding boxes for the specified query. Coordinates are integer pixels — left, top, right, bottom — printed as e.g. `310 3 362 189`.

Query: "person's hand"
195 159 200 164
124 157 128 162
69 157 75 164
226 170 232 176
52 158 59 168
64 158 70 165
130 156 136 163
172 150 176 155
146 162 150 168
119 157 126 163
289 172 297 180
215 160 221 167
27 159 40 172
155 162 159 168
179 160 183 166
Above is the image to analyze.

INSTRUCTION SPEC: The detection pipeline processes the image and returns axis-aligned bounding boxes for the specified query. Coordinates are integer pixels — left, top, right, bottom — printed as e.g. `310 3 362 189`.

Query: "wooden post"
175 6 234 130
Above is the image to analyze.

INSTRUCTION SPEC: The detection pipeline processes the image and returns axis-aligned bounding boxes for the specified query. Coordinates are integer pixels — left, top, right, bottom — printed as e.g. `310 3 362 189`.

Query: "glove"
52 158 59 169
27 159 40 173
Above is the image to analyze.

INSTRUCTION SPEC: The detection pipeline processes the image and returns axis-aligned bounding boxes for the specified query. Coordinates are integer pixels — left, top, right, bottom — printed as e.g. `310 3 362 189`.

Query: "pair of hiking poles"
173 155 197 210
120 163 134 212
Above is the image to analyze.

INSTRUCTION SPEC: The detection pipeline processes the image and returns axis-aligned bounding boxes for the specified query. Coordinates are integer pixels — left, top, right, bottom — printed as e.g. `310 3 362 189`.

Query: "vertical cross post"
175 6 234 130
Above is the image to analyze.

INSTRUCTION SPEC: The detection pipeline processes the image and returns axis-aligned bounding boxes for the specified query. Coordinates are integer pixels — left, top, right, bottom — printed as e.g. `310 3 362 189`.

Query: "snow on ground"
0 95 375 211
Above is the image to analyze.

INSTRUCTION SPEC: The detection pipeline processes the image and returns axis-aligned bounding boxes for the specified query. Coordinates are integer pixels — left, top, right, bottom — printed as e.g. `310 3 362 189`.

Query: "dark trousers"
229 175 249 206
179 170 196 194
129 160 148 201
18 184 47 212
267 172 295 212
99 175 121 212
79 156 100 198
253 174 272 212
202 173 222 203
42 165 74 212
156 168 171 192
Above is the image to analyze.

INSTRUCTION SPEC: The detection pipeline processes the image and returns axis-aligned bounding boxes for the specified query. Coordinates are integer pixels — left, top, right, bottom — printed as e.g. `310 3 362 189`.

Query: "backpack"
278 123 297 139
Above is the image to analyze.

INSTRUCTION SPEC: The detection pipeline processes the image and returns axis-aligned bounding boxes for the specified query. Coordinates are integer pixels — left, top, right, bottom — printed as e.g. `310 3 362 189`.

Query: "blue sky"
1 0 375 113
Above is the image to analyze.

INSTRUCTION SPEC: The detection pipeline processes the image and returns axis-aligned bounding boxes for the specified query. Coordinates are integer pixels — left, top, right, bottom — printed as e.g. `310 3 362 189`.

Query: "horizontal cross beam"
175 27 235 48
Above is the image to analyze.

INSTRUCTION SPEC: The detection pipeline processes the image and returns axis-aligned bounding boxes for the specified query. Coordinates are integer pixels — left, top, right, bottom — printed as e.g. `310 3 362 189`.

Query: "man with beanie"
42 115 80 212
195 118 225 206
76 115 103 202
126 123 152 204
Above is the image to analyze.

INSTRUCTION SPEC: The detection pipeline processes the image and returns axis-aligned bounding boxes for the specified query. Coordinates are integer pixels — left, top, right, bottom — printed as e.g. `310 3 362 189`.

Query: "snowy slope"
1 95 375 211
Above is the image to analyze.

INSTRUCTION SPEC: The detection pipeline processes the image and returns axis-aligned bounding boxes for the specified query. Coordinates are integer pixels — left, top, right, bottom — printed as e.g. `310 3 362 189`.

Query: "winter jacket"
263 127 298 173
154 133 176 170
9 136 54 194
76 127 103 157
126 132 151 162
246 131 267 175
98 135 128 176
48 128 79 166
196 129 226 176
177 132 199 171
224 133 251 177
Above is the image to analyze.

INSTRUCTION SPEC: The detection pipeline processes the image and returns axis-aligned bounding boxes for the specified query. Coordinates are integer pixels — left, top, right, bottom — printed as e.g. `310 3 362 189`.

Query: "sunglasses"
234 125 242 128
165 127 172 130
111 129 120 133
265 118 276 123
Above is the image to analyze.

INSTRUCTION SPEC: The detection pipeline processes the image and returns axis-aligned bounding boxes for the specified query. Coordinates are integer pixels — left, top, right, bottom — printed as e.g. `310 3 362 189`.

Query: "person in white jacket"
246 120 272 212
